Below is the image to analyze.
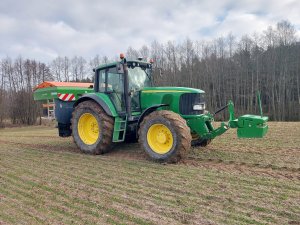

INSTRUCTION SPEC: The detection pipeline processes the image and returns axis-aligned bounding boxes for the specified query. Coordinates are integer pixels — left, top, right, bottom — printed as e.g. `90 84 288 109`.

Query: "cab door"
97 67 126 113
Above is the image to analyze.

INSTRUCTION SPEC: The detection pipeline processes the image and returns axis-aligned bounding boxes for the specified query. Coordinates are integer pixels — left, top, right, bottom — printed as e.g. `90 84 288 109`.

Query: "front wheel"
71 100 114 154
191 133 212 147
138 110 192 163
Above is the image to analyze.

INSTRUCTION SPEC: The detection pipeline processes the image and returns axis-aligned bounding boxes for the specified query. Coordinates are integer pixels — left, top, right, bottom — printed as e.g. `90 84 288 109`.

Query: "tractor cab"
93 58 153 119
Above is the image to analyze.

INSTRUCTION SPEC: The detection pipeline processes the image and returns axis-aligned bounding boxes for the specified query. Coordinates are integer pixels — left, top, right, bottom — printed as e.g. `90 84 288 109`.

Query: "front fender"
136 104 168 137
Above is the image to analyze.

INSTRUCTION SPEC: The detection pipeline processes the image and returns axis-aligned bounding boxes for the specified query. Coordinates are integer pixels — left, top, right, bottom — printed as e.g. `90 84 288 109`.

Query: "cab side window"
97 67 125 112
98 69 106 92
106 67 123 93
106 67 125 112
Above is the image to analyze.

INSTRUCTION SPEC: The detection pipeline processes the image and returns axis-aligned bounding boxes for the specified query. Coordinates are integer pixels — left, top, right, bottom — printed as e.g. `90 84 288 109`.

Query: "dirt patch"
108 143 148 160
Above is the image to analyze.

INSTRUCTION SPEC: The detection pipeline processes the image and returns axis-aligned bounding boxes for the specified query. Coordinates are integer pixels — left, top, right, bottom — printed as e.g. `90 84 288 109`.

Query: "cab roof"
94 60 151 71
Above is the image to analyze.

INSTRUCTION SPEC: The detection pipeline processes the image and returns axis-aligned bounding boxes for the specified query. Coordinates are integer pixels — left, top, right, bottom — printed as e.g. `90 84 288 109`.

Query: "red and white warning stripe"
57 93 76 101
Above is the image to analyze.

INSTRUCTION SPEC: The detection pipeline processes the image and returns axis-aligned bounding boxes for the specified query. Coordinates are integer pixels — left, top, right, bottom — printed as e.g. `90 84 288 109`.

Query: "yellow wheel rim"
147 124 173 154
78 113 100 145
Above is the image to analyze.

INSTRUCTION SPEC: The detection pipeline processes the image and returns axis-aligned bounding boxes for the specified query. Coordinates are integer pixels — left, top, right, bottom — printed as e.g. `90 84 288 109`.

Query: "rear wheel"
139 110 192 163
72 100 114 154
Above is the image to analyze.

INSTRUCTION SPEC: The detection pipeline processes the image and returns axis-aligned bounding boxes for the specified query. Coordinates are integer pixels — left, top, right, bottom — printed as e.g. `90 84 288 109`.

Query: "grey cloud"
0 0 299 61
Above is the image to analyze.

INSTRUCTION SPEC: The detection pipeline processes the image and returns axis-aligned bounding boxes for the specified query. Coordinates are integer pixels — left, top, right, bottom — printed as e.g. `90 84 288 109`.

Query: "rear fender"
74 94 117 117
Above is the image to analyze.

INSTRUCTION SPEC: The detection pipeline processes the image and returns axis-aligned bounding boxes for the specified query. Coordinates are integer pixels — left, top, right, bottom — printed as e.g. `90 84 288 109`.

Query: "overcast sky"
0 0 300 61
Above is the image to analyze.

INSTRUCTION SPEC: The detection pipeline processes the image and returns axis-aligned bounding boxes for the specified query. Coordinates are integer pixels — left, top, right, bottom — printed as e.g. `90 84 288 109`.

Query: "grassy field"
0 122 299 225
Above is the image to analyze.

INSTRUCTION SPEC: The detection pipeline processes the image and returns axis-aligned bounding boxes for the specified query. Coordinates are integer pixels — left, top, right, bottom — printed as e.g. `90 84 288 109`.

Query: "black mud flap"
58 123 72 137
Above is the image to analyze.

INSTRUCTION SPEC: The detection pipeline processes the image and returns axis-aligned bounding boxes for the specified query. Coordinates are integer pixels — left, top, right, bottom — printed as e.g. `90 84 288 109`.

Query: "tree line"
0 20 299 126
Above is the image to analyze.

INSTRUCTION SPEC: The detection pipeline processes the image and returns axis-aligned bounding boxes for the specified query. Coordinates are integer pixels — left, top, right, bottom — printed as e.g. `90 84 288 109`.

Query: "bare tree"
1 20 300 124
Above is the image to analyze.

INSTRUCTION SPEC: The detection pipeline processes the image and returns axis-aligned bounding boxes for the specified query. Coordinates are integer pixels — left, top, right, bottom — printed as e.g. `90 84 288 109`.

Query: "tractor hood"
140 87 205 113
141 87 204 94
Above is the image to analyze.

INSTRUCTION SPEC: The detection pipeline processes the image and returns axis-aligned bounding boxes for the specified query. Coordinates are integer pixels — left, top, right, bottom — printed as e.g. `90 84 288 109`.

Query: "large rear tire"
71 100 114 154
138 110 192 163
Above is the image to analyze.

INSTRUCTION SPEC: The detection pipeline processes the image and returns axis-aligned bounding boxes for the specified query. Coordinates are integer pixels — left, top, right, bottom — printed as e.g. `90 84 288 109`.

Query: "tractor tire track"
1 139 299 181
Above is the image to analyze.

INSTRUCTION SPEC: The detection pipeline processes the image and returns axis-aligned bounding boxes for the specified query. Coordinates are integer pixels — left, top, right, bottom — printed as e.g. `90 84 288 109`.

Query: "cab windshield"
128 65 152 90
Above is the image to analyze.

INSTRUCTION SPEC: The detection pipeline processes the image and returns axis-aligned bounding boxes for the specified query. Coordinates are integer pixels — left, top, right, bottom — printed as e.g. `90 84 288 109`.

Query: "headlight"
193 104 205 111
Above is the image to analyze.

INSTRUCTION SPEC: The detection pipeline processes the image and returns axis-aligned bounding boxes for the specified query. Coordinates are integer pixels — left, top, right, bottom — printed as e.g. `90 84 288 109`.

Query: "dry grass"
0 122 299 225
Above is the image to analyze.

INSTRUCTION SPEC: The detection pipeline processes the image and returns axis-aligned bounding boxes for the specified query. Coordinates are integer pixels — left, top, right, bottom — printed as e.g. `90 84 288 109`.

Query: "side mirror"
117 63 124 74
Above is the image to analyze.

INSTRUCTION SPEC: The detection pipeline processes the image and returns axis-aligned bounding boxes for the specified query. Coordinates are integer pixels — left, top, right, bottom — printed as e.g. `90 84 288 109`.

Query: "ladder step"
113 116 127 142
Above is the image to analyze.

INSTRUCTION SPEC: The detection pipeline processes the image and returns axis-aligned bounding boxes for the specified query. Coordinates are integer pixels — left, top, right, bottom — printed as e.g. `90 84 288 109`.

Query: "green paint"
33 86 94 101
141 86 203 113
236 115 269 138
91 92 119 117
113 116 127 142
140 87 268 140
34 59 268 143
228 93 269 138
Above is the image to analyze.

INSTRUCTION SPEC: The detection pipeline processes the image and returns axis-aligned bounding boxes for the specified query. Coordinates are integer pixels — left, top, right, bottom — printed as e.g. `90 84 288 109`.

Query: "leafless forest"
0 20 299 125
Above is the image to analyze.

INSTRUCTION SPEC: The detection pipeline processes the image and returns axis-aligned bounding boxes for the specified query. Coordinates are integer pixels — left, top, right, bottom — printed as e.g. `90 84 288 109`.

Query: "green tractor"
47 54 269 163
